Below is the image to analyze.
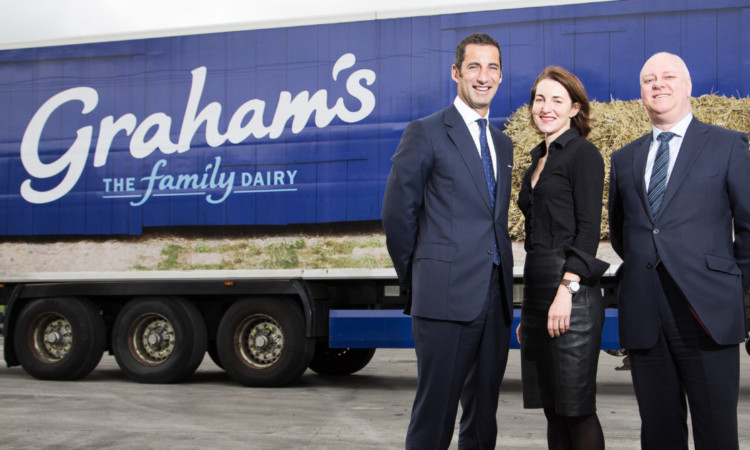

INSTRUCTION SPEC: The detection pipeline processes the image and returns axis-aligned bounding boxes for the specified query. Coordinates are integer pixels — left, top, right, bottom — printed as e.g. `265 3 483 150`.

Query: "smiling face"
452 43 502 116
531 78 580 143
640 52 692 130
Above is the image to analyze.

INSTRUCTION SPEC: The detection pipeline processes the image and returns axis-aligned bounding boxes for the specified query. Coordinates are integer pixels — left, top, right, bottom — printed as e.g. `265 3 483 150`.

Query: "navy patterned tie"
647 131 675 217
477 118 500 265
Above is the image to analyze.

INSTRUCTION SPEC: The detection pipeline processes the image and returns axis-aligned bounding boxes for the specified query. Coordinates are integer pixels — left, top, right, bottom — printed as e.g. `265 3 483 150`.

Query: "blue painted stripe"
329 308 622 350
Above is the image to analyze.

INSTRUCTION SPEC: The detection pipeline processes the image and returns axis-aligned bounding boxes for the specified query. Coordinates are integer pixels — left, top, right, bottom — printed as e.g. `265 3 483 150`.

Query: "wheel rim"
234 314 284 369
29 313 72 362
128 313 175 366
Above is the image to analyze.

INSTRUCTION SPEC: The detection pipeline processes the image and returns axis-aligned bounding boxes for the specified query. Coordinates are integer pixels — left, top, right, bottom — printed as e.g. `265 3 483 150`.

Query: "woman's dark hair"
528 66 591 138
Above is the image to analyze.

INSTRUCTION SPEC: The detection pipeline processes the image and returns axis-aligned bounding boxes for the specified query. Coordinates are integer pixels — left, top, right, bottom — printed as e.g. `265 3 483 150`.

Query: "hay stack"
504 95 750 240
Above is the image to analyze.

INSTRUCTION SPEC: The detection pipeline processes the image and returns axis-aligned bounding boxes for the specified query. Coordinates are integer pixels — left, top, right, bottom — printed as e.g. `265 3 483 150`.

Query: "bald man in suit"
609 52 750 450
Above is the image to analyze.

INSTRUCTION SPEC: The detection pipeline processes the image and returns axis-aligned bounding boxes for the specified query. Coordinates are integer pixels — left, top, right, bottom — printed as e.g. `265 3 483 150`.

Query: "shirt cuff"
562 245 610 283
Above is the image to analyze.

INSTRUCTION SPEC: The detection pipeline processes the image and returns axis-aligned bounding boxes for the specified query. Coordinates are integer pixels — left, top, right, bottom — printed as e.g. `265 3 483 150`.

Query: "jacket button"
487 249 493 255
647 262 653 269
652 228 660 235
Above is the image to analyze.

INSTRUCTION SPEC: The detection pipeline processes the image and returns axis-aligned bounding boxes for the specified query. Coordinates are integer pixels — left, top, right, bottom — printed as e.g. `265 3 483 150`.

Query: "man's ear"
451 64 460 83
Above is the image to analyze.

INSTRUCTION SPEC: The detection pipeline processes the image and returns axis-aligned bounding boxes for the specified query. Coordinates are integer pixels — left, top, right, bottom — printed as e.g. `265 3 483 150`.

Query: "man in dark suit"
609 52 750 450
382 33 514 449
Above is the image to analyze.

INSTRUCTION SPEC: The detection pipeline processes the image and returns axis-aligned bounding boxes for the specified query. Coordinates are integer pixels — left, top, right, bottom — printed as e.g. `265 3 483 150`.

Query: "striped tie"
477 118 496 208
647 131 675 217
477 118 500 265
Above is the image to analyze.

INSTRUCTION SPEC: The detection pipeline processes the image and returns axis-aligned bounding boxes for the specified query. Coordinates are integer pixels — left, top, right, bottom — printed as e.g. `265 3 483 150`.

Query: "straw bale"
504 94 750 240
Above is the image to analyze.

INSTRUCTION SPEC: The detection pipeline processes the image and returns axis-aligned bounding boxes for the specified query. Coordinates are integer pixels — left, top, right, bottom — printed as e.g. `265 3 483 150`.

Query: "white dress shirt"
644 113 693 189
453 96 497 179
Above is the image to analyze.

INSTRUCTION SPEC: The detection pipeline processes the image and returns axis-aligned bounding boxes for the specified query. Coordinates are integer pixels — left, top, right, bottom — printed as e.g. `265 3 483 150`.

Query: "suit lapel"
657 118 708 216
444 105 494 212
632 134 653 222
490 126 511 217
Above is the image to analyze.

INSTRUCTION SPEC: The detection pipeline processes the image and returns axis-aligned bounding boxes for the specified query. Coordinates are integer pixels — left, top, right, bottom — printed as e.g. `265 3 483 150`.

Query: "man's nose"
477 67 491 82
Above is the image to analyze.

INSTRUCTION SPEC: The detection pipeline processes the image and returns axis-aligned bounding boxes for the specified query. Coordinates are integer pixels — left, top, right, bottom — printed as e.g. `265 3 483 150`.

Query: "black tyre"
13 297 105 380
309 342 375 376
112 297 207 383
207 340 223 369
216 298 314 387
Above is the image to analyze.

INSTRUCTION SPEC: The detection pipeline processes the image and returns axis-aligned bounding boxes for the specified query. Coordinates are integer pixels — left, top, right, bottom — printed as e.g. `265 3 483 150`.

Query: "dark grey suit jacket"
609 117 750 347
382 104 514 323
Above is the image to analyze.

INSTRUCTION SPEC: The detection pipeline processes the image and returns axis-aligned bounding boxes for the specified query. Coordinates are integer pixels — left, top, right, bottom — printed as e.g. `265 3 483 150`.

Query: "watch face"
562 279 580 293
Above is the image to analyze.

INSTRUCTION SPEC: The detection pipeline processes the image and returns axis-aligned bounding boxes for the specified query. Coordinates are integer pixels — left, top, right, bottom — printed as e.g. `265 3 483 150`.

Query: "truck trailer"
1 0 749 387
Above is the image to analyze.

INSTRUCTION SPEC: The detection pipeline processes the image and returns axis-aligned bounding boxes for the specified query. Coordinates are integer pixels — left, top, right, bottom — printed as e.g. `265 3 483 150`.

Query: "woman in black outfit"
517 66 609 450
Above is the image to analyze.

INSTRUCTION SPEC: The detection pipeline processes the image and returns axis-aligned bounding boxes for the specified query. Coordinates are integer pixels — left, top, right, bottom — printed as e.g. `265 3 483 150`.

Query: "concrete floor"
0 341 748 449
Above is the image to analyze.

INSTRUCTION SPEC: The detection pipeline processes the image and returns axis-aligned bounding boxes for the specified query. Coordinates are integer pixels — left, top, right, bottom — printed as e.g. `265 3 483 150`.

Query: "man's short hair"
454 33 502 72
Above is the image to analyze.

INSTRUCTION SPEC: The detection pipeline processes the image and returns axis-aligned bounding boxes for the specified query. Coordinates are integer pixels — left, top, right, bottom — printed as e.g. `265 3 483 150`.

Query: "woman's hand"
516 323 521 345
547 284 573 338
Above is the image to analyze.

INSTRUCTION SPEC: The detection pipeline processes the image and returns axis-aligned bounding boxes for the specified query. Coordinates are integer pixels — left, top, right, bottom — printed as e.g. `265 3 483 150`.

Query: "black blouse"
517 128 605 279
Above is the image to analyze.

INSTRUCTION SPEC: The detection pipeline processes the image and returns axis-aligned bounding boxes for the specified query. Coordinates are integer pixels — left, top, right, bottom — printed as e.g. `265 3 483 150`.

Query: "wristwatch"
560 279 580 294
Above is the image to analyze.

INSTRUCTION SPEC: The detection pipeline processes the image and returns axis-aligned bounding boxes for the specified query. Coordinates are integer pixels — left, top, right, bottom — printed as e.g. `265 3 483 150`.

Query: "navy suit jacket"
382 104 514 323
609 117 750 347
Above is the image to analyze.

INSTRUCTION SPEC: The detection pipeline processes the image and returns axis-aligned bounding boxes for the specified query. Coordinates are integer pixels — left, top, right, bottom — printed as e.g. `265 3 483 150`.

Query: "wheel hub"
39 318 73 360
129 314 176 366
237 316 284 368
45 331 60 344
254 334 268 348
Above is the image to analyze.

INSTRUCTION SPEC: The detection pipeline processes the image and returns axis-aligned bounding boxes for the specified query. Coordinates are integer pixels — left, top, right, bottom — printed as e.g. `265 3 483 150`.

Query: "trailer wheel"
309 342 376 376
216 298 314 387
13 297 105 380
112 297 207 383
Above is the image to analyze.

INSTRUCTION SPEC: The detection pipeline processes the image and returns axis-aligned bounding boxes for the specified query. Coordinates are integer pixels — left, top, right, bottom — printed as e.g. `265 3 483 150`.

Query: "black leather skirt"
520 248 604 416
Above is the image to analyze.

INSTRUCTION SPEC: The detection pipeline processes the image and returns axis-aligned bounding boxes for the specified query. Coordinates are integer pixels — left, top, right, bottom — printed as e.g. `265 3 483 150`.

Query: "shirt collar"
532 128 580 157
652 112 693 141
552 128 579 148
453 96 489 126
